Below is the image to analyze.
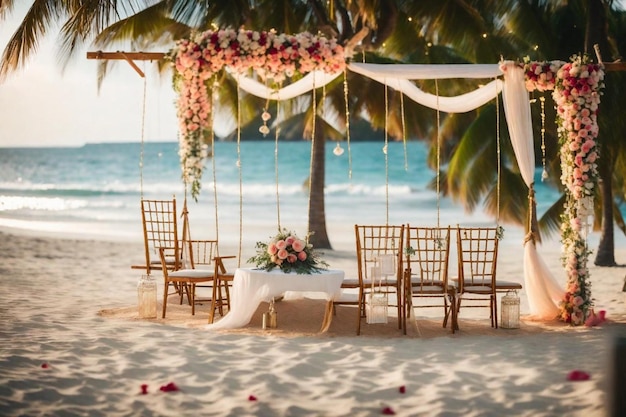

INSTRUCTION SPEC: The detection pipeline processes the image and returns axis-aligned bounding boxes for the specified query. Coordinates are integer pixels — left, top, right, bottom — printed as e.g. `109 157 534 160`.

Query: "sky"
0 3 179 148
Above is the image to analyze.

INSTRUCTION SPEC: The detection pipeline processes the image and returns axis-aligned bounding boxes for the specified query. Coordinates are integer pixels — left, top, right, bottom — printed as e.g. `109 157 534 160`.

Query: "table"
205 267 345 332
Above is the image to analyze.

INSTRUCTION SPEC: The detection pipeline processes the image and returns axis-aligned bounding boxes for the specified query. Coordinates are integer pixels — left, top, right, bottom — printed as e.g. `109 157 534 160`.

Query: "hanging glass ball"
261 111 271 122
541 169 549 181
382 144 388 155
259 125 270 136
333 143 344 156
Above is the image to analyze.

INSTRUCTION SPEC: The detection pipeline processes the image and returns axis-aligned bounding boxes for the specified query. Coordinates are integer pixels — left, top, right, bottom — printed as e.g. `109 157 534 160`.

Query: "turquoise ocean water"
0 140 564 249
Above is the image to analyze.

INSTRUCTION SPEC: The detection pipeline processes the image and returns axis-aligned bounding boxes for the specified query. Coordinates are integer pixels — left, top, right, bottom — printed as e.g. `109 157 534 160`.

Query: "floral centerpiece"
248 229 328 274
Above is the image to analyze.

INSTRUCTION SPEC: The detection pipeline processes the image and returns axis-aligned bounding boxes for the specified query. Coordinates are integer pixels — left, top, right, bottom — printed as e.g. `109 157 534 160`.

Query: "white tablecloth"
206 267 345 330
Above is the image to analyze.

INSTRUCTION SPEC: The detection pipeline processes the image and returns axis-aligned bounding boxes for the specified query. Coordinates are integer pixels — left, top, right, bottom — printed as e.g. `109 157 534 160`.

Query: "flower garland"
248 229 328 274
523 55 604 325
169 28 346 199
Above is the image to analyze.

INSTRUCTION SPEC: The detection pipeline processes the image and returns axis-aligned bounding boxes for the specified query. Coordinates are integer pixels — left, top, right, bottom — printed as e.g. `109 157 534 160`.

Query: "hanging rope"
400 91 408 172
495 77 501 226
435 79 441 228
306 76 317 235
343 69 353 180
210 77 220 250
384 80 390 226
139 65 148 199
274 97 281 231
236 78 243 265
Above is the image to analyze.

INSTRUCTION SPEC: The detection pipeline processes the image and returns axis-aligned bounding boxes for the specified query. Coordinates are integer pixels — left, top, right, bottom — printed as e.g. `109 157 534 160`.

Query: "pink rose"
291 239 305 252
277 249 289 260
285 236 296 245
267 243 278 255
275 240 287 250
297 251 307 261
287 254 297 263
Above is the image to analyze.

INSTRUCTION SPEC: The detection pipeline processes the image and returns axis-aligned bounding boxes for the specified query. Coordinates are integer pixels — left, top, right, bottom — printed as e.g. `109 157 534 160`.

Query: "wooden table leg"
320 300 334 332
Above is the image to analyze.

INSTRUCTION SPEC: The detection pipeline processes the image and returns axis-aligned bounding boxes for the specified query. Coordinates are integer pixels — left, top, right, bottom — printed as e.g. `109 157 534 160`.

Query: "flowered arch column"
523 56 604 325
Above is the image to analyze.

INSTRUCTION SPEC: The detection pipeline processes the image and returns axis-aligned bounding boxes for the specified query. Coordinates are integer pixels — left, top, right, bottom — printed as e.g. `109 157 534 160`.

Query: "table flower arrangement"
248 229 328 274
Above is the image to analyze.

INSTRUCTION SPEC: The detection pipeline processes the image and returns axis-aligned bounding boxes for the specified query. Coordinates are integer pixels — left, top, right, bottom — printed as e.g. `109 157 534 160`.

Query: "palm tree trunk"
585 0 615 266
307 118 332 249
595 168 616 265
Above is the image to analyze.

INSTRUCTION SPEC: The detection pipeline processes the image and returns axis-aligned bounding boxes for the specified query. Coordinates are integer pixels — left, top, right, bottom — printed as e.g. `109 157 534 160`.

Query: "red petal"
160 382 180 392
399 385 406 394
382 406 396 415
248 395 257 401
140 384 149 395
567 370 590 381
41 363 49 369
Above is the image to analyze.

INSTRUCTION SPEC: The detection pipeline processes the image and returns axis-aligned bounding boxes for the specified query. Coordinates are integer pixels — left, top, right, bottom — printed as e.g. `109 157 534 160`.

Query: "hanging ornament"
333 142 344 156
540 96 549 181
382 144 388 155
259 108 271 136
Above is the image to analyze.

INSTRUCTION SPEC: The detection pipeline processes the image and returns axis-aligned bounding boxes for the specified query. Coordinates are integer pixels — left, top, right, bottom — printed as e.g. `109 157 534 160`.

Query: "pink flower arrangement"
520 55 604 325
248 228 328 274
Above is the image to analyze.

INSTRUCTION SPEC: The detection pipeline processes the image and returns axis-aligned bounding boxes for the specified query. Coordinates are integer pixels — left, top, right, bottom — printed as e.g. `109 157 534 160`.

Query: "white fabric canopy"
227 62 565 320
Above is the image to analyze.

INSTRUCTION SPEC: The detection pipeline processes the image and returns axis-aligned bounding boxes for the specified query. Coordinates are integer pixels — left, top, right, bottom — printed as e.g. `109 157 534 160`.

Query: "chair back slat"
141 198 179 273
405 225 451 290
355 225 404 283
456 227 499 290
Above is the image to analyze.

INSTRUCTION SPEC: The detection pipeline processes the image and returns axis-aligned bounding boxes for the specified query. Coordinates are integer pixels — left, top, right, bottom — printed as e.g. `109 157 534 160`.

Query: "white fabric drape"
348 62 502 79
500 62 535 186
357 76 503 113
230 69 342 100
500 62 563 319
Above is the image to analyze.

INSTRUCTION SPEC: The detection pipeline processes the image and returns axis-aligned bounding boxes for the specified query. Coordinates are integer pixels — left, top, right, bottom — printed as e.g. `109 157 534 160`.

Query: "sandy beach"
1 227 625 417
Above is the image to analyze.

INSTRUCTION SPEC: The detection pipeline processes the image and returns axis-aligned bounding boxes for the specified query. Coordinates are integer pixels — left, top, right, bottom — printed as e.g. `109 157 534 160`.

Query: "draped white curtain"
499 62 563 319
230 69 342 100
229 62 564 319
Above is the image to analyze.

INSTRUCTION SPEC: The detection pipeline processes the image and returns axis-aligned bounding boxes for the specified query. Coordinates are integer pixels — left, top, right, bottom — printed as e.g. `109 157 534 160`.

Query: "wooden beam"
86 51 166 77
86 51 166 60
604 62 626 72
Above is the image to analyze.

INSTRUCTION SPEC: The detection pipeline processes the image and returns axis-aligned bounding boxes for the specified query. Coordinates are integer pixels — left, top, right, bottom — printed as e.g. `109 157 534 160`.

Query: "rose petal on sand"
399 385 406 394
159 382 180 392
140 384 149 395
248 395 257 401
567 370 590 381
41 363 49 369
382 406 396 415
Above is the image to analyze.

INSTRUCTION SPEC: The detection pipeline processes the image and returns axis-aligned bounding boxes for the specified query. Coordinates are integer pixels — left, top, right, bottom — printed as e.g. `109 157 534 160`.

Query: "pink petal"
382 406 396 415
248 395 257 401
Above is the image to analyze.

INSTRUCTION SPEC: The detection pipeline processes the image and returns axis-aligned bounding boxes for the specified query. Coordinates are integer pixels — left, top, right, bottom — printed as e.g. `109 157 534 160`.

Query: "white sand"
1 227 625 416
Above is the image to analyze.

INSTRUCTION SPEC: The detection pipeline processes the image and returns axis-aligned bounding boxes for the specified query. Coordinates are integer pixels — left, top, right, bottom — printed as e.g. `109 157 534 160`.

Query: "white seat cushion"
169 269 214 279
